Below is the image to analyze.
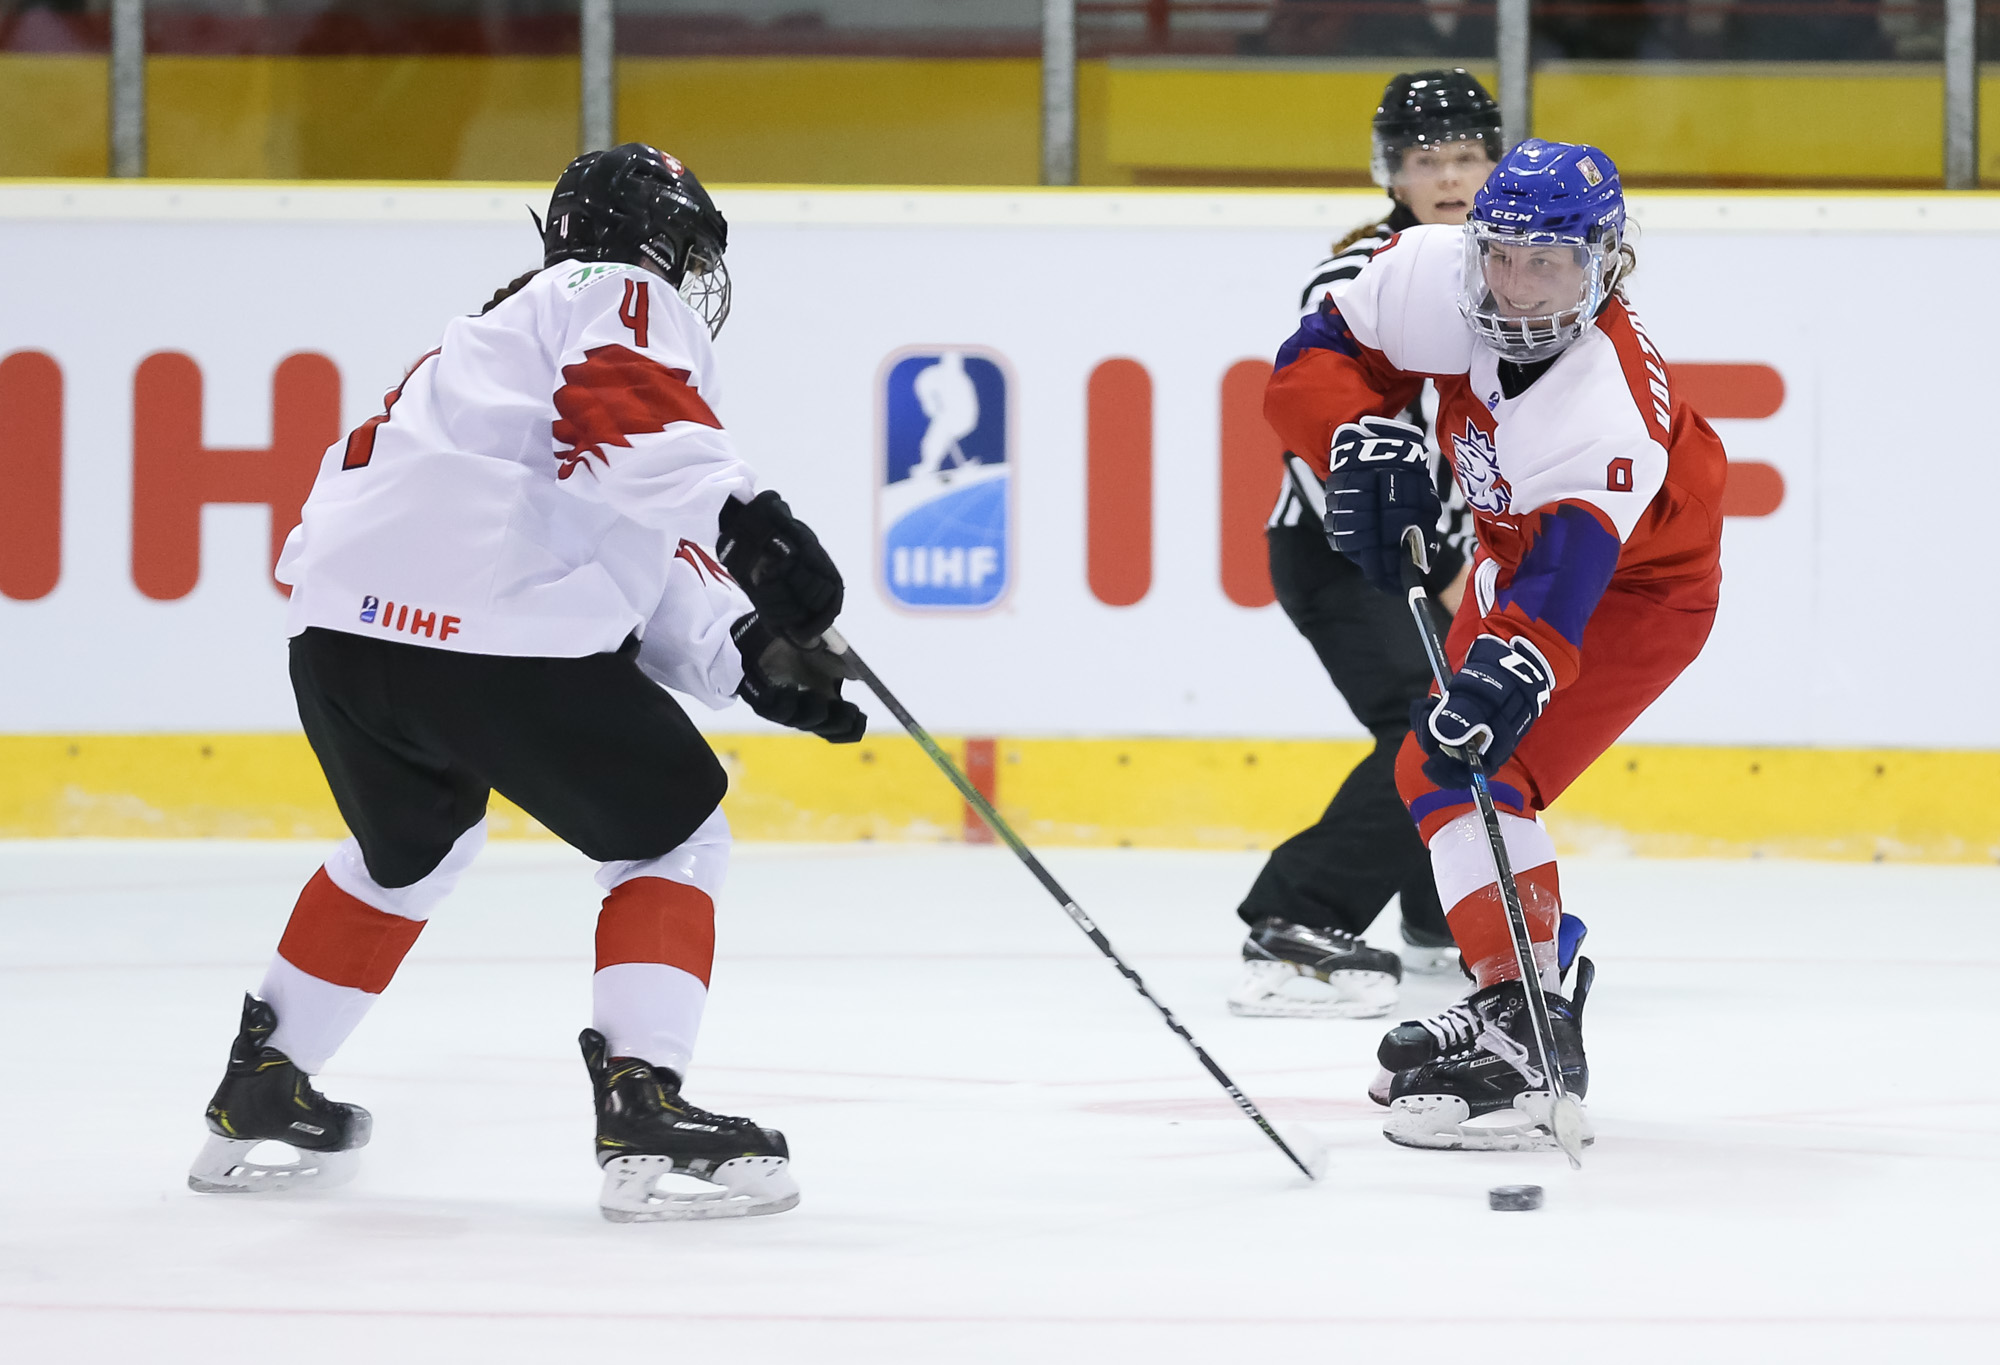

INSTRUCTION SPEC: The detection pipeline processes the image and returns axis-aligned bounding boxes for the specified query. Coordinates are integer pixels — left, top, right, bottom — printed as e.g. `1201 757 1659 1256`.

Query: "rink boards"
0 184 1994 858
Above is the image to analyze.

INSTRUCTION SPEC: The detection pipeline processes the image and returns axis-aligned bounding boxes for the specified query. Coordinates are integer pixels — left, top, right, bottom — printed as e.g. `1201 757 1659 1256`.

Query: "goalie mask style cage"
542 143 733 339
1458 139 1628 364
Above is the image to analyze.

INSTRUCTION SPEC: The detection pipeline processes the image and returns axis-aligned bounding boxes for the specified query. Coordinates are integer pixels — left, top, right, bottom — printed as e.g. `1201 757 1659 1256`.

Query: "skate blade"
1227 962 1399 1020
598 1153 799 1223
187 1133 363 1194
1382 1092 1595 1153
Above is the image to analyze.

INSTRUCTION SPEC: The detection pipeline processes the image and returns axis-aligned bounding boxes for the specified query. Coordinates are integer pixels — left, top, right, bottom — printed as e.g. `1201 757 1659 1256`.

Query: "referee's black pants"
1236 517 1451 943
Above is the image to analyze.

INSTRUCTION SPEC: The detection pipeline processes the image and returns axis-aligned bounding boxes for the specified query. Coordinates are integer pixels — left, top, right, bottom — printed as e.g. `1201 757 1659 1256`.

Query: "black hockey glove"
731 612 866 744
1411 633 1554 788
717 491 844 644
1323 415 1442 594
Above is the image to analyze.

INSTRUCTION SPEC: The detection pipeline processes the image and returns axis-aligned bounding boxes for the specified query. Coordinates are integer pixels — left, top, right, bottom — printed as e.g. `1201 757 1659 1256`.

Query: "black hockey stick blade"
1397 529 1585 1170
819 626 1323 1182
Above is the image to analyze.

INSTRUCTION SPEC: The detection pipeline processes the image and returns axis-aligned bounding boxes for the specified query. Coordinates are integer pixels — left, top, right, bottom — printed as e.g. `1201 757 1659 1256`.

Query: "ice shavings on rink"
0 840 1995 1363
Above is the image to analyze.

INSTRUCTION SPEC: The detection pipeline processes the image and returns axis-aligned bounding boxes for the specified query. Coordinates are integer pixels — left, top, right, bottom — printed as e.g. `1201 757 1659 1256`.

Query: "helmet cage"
1458 222 1621 364
674 244 732 340
1370 128 1503 191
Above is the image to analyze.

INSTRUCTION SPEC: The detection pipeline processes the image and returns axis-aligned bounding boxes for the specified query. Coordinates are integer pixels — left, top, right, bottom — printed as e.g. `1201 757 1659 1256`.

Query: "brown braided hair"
479 269 541 315
1331 216 1393 255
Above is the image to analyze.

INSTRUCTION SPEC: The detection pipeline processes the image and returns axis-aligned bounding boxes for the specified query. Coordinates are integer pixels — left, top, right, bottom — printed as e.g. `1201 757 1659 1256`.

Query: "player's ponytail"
1331 215 1392 255
479 269 540 315
1610 237 1638 300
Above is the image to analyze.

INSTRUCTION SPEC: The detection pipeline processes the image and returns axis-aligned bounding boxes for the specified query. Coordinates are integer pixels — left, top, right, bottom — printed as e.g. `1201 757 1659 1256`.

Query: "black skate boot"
1381 973 1592 1152
187 994 371 1194
581 1028 798 1222
1366 914 1592 1105
1226 917 1402 1019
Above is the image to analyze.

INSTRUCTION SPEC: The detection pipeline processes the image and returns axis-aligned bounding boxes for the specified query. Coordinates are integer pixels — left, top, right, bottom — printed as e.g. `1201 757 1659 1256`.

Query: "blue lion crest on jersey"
1450 419 1512 514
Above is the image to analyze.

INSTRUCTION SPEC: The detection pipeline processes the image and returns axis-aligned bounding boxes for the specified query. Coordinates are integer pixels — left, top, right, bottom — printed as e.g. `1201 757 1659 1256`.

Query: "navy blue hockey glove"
732 613 866 744
717 490 844 644
1411 633 1554 788
1323 415 1442 593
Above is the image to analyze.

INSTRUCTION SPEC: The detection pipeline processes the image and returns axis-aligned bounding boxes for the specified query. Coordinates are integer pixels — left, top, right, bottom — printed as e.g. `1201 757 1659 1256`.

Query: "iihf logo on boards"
878 347 1013 611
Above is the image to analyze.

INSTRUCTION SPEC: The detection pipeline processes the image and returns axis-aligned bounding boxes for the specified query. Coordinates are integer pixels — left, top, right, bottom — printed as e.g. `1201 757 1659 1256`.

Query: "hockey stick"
820 626 1324 1182
1396 528 1587 1170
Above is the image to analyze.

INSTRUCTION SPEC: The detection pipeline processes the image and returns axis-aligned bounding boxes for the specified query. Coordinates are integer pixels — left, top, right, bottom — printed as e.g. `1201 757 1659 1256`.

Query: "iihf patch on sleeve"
876 346 1013 612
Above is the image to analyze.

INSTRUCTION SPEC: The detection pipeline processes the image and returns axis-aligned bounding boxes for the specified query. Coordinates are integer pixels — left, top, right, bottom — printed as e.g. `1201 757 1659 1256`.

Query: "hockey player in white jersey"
187 144 861 1221
1267 139 1726 1150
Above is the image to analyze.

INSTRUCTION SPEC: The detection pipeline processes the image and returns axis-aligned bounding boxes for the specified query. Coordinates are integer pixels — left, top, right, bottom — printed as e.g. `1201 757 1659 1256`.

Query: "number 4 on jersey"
620 279 650 349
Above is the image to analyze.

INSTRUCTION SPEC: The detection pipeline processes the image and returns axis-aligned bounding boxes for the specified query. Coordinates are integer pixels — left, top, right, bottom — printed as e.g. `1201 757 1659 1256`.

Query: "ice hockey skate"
582 1029 798 1222
1367 915 1591 1103
1380 970 1593 1152
188 994 371 1194
1227 916 1402 1019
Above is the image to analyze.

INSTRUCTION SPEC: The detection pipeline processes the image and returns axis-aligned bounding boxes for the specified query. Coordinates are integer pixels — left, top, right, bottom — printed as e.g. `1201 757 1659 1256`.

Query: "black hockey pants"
1236 518 1451 943
290 628 727 890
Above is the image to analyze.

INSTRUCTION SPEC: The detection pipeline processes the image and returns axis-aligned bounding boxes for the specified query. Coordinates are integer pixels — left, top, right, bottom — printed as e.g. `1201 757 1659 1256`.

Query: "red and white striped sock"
261 822 486 1073
1427 809 1561 990
590 806 730 1078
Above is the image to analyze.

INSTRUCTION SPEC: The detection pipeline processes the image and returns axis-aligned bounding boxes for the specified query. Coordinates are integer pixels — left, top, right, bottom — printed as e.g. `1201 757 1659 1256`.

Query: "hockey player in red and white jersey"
188 145 861 1220
1265 139 1726 1152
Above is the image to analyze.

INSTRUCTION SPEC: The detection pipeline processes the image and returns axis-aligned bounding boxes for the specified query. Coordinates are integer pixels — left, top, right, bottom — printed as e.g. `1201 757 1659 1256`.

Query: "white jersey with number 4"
276 260 755 708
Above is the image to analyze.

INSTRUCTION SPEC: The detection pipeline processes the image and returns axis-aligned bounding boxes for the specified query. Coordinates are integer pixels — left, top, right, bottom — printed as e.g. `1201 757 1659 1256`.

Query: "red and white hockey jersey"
277 260 755 708
1264 223 1726 689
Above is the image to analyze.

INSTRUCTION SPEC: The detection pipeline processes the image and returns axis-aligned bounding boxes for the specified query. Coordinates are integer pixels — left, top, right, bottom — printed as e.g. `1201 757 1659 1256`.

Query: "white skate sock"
1429 810 1562 988
592 807 730 1078
592 963 709 1080
263 822 487 1073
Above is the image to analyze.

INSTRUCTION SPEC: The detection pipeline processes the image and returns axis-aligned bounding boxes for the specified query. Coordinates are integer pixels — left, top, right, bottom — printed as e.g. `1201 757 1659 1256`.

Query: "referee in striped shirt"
1227 71 1502 1019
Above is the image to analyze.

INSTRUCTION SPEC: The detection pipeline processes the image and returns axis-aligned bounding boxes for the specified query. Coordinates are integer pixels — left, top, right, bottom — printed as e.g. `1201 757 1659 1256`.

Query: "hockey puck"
1488 1184 1543 1212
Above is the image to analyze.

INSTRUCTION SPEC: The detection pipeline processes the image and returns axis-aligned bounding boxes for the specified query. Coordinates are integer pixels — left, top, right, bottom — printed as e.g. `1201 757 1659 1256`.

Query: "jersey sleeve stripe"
1490 500 1622 683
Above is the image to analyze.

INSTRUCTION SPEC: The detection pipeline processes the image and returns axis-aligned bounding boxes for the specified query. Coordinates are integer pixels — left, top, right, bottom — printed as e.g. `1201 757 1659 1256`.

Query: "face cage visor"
1457 222 1615 364
638 233 731 340
1370 129 1500 191
677 247 732 340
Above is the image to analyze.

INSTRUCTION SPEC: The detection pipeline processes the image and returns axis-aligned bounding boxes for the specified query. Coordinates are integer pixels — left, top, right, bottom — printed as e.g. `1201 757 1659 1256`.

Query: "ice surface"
1 839 1995 1362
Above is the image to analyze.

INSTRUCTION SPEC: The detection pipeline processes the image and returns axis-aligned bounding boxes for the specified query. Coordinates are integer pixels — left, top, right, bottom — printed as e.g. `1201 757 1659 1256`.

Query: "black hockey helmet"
1370 69 1502 190
541 143 732 337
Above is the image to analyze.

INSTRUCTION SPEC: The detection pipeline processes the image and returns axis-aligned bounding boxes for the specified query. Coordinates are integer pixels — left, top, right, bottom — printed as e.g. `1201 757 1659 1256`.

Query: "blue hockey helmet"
1458 139 1628 362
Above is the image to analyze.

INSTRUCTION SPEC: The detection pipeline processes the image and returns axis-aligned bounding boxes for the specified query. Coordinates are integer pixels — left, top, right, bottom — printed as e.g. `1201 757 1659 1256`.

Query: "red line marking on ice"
2 1303 1995 1329
4 951 1996 975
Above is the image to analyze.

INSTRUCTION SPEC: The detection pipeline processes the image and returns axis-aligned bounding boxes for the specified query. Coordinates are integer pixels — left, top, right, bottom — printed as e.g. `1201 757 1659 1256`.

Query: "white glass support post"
581 0 616 155
1042 0 1078 186
1496 0 1532 152
1945 0 1979 189
110 0 145 177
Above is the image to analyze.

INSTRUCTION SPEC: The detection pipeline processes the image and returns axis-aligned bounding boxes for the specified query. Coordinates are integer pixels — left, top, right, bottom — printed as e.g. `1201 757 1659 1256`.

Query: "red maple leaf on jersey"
551 344 721 481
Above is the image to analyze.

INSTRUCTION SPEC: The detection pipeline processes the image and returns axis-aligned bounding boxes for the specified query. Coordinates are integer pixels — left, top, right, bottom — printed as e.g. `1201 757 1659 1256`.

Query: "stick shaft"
1396 537 1581 1167
822 628 1317 1180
